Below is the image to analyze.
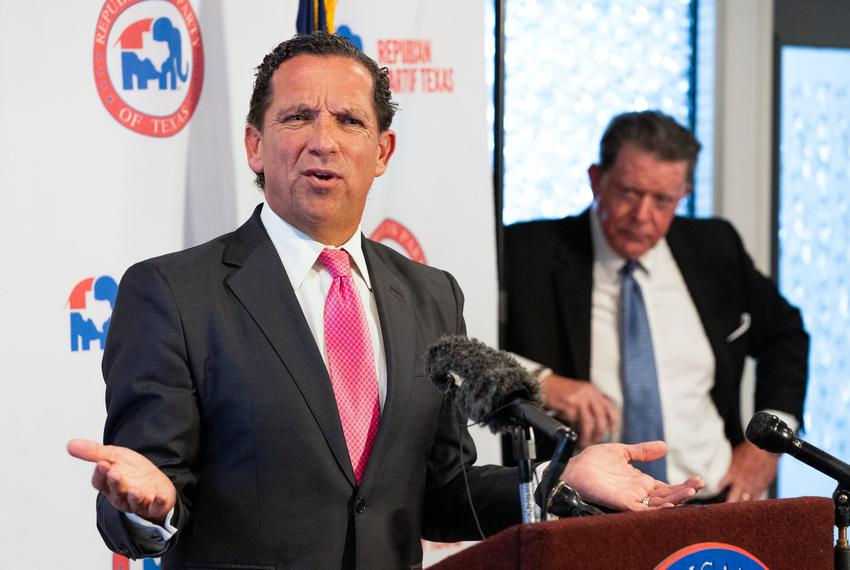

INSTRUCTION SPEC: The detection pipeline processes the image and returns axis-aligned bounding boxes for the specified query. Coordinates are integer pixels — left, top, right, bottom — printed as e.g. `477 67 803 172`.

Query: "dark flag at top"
297 0 337 34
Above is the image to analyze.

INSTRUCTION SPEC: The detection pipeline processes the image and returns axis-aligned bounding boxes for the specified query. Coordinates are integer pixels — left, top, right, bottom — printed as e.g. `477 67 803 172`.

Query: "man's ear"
244 124 263 175
374 130 397 177
588 164 603 197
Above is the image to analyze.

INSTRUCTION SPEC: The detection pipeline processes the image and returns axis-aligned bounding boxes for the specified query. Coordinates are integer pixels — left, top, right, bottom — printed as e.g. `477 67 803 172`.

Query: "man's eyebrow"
332 105 369 119
273 105 315 118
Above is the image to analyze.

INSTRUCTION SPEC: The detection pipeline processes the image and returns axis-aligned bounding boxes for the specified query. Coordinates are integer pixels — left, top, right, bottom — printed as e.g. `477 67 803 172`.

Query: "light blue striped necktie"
620 260 667 482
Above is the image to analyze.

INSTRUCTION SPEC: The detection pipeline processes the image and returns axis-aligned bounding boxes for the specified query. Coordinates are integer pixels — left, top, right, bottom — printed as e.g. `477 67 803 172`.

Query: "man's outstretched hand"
561 440 704 511
67 439 176 526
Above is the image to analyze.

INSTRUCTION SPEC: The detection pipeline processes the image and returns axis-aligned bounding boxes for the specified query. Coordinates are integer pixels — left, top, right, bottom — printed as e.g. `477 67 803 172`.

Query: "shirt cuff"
508 353 553 383
124 508 178 551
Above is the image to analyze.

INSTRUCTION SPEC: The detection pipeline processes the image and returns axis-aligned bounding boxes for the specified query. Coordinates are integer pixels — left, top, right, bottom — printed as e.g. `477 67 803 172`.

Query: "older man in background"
505 110 808 503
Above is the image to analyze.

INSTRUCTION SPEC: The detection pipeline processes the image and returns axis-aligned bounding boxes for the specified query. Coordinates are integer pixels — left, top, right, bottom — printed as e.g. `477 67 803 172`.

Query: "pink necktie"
318 248 380 484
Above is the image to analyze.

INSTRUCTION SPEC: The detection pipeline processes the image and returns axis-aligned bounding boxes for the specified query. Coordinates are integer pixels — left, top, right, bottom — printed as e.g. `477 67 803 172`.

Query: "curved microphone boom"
746 411 850 488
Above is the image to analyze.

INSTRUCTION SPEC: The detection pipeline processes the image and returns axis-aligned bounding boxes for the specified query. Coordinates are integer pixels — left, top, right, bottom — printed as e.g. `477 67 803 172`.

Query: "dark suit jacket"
96 206 520 569
504 210 808 449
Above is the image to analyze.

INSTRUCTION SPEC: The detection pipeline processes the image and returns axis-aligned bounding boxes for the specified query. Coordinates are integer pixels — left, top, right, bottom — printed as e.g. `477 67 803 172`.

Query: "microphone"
426 335 582 522
425 335 572 440
746 411 850 488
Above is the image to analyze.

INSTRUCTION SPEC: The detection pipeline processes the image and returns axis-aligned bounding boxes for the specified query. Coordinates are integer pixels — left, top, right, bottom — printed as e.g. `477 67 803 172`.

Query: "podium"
431 497 833 569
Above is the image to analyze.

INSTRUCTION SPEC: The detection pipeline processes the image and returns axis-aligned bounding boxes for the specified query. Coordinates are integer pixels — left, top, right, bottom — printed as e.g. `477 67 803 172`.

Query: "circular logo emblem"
657 542 767 569
93 0 204 137
370 218 427 264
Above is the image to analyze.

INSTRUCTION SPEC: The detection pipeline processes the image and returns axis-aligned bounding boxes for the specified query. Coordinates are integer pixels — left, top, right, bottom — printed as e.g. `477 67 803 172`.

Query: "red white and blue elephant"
118 17 189 91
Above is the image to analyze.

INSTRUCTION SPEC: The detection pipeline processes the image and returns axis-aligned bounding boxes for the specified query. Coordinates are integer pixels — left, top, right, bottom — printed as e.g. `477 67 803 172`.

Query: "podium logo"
67 275 118 352
94 0 204 137
657 542 767 569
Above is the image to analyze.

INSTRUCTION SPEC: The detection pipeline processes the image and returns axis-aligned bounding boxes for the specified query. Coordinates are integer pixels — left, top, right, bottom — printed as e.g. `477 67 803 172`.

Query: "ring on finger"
641 496 651 507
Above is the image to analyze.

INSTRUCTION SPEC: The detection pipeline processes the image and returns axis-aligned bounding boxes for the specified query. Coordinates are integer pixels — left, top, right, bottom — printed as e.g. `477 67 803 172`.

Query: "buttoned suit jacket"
95 206 520 569
503 210 808 449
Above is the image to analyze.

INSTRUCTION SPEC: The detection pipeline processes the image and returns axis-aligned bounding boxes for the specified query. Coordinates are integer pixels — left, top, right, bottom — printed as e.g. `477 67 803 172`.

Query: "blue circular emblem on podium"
657 542 767 569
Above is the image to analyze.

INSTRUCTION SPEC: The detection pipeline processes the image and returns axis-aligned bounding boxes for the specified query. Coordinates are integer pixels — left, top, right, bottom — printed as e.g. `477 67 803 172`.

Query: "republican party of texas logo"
93 0 203 136
67 276 118 352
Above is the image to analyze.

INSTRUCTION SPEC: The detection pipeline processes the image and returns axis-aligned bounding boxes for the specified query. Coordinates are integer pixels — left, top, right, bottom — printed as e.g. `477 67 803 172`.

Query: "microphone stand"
511 425 539 523
509 423 578 524
835 485 850 570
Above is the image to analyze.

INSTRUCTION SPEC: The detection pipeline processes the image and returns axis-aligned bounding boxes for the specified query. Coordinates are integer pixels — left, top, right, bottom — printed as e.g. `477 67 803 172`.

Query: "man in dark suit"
68 37 702 567
504 110 808 504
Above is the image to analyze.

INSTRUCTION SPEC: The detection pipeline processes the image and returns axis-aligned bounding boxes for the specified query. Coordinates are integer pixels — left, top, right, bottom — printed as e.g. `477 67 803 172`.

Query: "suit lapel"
358 239 416 487
223 208 356 486
553 212 594 379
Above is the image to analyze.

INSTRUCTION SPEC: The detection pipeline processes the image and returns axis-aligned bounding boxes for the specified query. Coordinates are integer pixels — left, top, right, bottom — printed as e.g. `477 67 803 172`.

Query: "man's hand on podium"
718 440 778 503
67 438 176 525
560 440 704 512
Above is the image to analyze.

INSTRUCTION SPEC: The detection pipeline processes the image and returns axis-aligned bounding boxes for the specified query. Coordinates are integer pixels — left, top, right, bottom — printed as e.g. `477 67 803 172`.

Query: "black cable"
456 406 486 540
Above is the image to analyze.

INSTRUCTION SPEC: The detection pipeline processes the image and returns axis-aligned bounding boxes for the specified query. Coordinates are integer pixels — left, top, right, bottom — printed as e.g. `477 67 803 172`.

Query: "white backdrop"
0 0 497 567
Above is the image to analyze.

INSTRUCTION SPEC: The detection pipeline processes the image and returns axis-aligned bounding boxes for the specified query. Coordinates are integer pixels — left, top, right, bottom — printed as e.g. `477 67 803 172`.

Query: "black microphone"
425 335 573 440
746 411 850 488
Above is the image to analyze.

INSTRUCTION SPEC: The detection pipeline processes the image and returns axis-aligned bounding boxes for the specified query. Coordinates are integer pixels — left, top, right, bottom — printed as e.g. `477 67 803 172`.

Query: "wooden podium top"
432 496 834 570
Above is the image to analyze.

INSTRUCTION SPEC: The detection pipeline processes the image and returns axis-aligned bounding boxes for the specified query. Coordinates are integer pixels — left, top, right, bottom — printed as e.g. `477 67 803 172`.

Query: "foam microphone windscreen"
425 335 542 434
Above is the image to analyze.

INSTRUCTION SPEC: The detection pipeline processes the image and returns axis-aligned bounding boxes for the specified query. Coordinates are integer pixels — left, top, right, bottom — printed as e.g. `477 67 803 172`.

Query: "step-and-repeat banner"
0 1 496 567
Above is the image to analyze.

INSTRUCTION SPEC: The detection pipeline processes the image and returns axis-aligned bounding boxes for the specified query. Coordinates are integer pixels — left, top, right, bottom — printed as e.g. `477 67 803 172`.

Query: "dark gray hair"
598 110 701 180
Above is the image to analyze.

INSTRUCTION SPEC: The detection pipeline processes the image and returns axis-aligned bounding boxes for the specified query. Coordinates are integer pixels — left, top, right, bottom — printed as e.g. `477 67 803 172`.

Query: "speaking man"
69 37 702 567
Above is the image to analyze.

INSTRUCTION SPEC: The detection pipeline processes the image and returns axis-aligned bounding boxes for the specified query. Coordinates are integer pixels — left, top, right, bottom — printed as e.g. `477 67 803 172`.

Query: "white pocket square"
726 312 751 342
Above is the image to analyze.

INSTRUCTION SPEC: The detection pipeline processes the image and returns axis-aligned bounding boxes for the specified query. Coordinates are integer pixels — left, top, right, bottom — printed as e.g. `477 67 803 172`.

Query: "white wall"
713 0 774 274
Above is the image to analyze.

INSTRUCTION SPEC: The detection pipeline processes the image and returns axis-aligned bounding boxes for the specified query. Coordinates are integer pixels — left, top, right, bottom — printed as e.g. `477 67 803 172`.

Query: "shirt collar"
589 203 664 279
260 202 372 291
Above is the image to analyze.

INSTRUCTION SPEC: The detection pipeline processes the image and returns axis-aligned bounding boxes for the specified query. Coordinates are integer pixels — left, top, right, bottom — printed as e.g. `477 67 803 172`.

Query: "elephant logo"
116 17 189 91
93 0 204 137
67 275 118 352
